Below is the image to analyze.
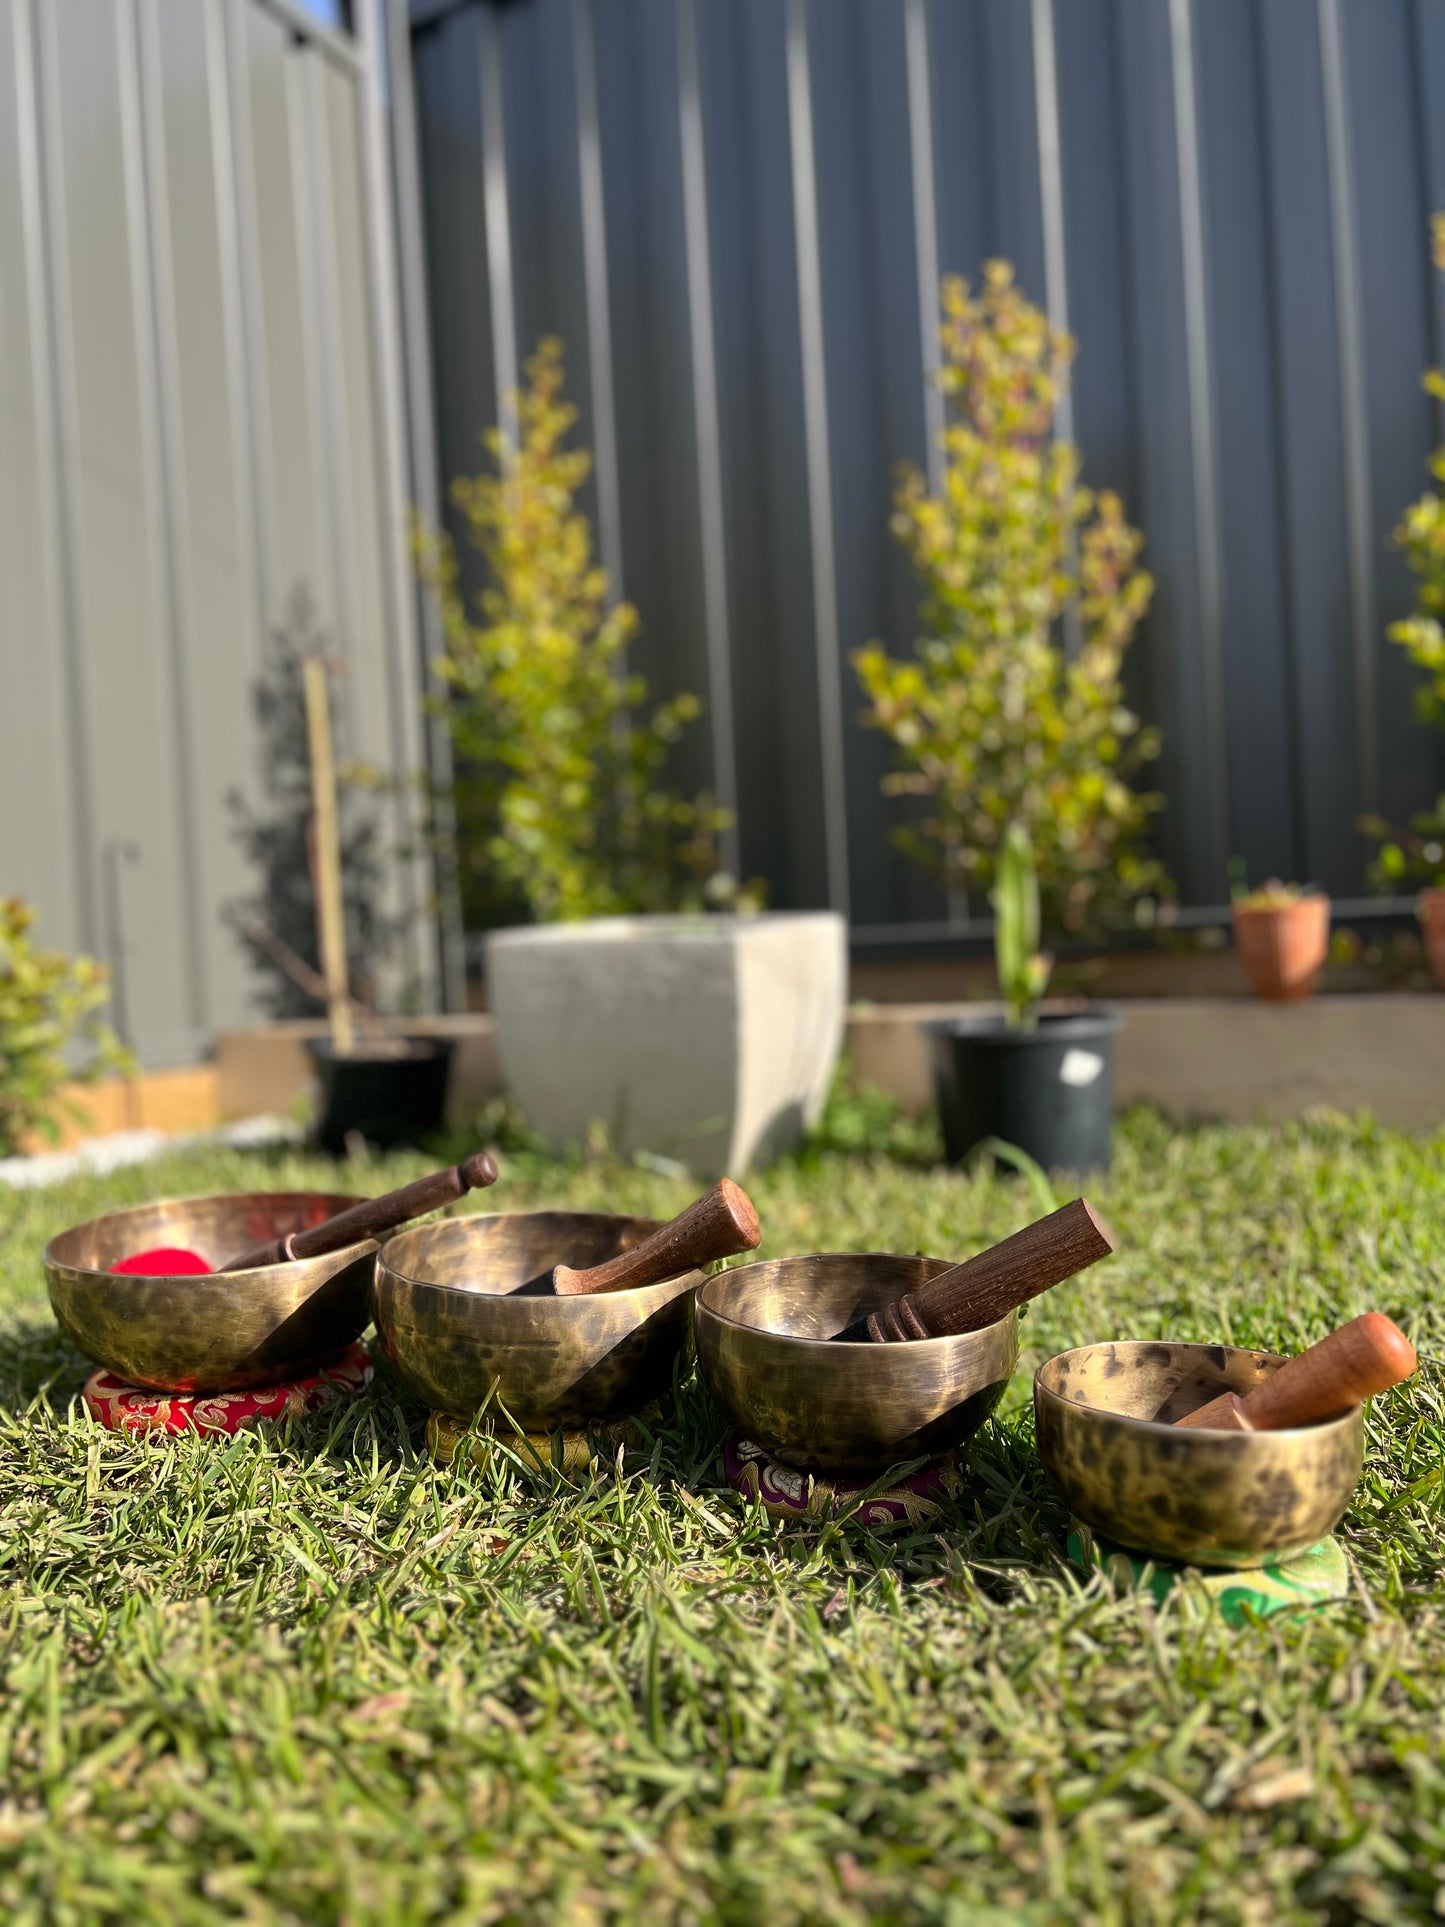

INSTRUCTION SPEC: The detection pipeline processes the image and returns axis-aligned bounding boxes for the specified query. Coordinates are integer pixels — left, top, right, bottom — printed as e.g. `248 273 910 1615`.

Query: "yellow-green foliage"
1367 217 1445 890
0 899 130 1155
854 263 1166 933
1388 215 1445 726
418 339 747 925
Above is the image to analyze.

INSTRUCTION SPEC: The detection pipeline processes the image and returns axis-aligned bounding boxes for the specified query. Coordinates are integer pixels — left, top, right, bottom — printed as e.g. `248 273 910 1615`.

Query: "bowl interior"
45 1192 365 1277
381 1211 668 1300
1036 1340 1293 1428
699 1251 955 1341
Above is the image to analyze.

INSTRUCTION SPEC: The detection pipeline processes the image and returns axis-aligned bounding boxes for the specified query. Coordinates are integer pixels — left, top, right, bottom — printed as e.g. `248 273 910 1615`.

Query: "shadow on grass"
0 1301 1069 1596
0 1312 95 1414
292 1341 1069 1590
327 1345 731 1487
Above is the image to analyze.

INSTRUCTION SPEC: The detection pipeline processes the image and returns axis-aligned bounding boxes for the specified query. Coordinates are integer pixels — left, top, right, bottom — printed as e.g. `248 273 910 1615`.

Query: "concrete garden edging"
214 1016 502 1126
486 913 847 1175
846 996 1445 1131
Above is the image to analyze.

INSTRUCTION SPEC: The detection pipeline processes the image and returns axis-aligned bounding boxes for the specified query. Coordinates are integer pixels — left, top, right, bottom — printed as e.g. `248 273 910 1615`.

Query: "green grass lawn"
0 1099 1442 1925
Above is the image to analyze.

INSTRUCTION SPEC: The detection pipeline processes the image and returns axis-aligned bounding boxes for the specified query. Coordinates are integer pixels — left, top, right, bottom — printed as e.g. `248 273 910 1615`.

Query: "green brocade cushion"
1068 1522 1350 1623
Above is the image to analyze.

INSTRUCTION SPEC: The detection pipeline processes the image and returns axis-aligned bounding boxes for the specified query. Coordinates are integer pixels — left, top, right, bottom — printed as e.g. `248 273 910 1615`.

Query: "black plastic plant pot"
927 1008 1121 1176
306 1037 456 1156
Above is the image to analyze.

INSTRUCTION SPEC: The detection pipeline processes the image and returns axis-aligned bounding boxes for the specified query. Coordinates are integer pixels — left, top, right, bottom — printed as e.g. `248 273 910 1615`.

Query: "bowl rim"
925 1005 1120 1044
484 910 842 951
1033 1338 1361 1442
42 1189 374 1283
375 1208 703 1309
695 1250 1018 1352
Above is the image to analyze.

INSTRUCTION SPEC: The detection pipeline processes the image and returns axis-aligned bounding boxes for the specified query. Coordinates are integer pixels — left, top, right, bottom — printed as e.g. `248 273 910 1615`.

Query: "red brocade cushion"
82 1343 373 1436
112 1248 213 1276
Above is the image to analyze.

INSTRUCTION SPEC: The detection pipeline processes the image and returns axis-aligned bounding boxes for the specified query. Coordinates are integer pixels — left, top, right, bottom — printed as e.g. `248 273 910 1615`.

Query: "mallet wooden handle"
834 1198 1116 1342
219 1151 500 1271
553 1179 761 1296
1176 1313 1417 1431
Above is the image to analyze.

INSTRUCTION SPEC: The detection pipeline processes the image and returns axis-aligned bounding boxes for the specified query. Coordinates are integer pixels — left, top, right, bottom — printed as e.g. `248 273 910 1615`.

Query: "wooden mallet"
550 1178 761 1297
1174 1312 1417 1431
218 1151 500 1271
831 1197 1117 1342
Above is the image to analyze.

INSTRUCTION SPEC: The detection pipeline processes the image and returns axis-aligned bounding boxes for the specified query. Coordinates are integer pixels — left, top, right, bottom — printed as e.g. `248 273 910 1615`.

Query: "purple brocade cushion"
723 1431 966 1528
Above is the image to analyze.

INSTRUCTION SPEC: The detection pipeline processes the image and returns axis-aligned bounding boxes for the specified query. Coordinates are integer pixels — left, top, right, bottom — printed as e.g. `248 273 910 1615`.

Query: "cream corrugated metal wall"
0 0 446 1066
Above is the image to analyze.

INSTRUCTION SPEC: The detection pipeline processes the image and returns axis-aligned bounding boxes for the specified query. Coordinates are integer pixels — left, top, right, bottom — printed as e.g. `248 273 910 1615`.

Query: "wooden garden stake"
302 654 353 1058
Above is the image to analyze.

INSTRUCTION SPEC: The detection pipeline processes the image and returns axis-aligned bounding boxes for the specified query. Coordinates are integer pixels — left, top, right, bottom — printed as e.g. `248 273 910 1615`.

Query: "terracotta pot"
1419 888 1445 989
1231 896 1330 1002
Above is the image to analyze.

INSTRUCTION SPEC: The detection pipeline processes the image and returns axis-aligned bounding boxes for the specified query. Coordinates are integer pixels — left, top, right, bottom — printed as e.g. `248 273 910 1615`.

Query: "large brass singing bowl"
1034 1340 1364 1568
44 1192 376 1393
695 1253 1019 1472
373 1212 701 1428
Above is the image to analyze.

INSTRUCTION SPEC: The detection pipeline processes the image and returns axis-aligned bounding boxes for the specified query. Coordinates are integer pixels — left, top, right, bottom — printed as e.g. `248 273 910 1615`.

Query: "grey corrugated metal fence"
409 0 1445 941
0 0 444 1065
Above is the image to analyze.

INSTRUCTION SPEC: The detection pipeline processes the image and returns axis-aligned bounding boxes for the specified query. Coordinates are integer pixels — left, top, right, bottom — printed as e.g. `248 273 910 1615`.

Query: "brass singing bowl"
373 1212 702 1428
694 1253 1019 1472
44 1192 376 1393
1034 1340 1365 1569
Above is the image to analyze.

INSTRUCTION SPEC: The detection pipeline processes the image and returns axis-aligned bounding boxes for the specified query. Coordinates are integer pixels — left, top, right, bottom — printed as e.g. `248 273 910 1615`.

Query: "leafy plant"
226 587 398 1018
994 824 1052 1030
1366 216 1445 893
853 262 1167 936
1386 215 1445 731
1229 868 1321 910
0 899 131 1155
793 1062 941 1169
1367 803 1445 892
417 338 755 926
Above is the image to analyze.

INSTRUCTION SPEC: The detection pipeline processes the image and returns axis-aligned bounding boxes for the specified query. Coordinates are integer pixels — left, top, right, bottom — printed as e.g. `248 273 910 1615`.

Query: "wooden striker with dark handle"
1175 1313 1417 1430
220 1151 500 1271
832 1197 1117 1342
553 1179 761 1296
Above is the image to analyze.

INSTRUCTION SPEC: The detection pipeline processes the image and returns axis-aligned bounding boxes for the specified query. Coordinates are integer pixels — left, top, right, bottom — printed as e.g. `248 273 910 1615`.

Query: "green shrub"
1366 217 1445 890
417 338 755 926
0 899 130 1155
1387 216 1445 729
853 262 1167 935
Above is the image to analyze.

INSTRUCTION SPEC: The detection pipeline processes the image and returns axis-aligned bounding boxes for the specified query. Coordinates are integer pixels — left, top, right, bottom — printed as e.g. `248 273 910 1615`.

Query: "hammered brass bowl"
373 1211 702 1428
1034 1341 1364 1568
44 1192 375 1393
694 1253 1019 1472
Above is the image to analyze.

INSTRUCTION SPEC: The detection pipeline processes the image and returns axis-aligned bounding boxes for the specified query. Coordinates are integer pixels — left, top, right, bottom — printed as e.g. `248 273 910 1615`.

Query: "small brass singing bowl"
44 1192 376 1393
1034 1341 1365 1569
373 1212 701 1429
694 1253 1019 1472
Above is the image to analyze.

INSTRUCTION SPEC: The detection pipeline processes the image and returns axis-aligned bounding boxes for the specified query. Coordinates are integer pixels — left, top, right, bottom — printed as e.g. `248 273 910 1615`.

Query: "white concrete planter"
486 913 847 1175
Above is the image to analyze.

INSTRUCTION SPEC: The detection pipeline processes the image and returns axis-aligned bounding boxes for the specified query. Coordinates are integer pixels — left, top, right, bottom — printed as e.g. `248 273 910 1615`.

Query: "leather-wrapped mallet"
1175 1312 1417 1431
218 1151 500 1271
832 1197 1116 1342
551 1178 761 1296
